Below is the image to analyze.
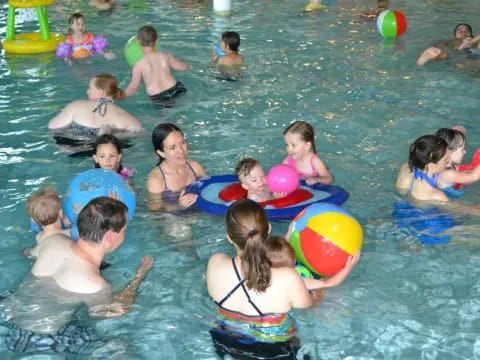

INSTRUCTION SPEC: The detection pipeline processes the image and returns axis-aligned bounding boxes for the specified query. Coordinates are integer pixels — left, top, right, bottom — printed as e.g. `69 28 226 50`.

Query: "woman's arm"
48 102 77 129
438 166 480 187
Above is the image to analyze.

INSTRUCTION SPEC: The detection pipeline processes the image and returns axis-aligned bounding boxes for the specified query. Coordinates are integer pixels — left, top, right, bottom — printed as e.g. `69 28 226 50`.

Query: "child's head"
221 31 240 52
454 24 473 40
235 158 268 194
435 128 466 165
88 74 126 101
93 134 123 172
68 13 86 36
137 25 158 47
27 188 62 227
265 236 296 268
408 135 449 172
283 121 317 158
226 199 271 292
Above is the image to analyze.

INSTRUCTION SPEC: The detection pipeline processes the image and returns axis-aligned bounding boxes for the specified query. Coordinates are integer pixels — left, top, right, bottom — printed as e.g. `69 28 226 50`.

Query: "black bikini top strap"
215 258 245 307
157 165 169 190
232 258 264 317
186 161 199 180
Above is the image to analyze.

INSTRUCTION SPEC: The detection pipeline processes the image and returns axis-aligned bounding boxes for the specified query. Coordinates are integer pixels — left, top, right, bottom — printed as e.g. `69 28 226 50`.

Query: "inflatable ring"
2 32 65 54
189 175 349 220
9 0 55 7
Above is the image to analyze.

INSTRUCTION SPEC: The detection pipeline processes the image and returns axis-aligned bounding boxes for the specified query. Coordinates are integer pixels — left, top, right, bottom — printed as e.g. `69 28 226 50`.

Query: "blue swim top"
413 168 439 189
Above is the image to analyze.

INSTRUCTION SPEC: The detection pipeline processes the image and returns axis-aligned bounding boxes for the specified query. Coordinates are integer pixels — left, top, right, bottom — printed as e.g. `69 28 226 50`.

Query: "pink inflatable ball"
56 42 72 59
267 164 300 194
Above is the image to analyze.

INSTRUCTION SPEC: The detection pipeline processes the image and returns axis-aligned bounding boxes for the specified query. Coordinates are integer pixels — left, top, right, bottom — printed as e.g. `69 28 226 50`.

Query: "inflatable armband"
93 35 109 54
56 42 72 59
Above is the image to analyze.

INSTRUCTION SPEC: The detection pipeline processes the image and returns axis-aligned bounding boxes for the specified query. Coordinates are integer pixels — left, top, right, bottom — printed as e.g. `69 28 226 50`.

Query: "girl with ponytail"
49 74 143 137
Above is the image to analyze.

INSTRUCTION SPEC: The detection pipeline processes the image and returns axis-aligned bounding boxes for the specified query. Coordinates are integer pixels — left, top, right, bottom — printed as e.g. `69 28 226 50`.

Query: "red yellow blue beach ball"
288 203 363 277
377 9 408 39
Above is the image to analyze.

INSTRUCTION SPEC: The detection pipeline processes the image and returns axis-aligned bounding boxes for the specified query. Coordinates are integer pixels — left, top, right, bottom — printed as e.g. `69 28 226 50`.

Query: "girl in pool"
48 74 143 137
396 128 480 197
56 13 114 65
93 134 133 181
207 199 359 359
417 24 479 66
146 123 207 211
283 121 333 184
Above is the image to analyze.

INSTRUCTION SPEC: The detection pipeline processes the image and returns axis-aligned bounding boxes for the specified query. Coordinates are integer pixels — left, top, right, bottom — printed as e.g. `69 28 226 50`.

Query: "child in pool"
90 0 115 10
265 235 360 302
23 188 70 258
305 0 325 11
125 25 193 103
56 13 114 65
93 134 134 181
211 31 243 67
235 158 286 202
396 128 480 196
283 121 332 185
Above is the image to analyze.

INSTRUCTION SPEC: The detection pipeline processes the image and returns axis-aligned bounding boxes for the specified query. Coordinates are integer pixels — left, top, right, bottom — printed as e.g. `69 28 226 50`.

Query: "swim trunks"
286 155 319 178
149 82 187 103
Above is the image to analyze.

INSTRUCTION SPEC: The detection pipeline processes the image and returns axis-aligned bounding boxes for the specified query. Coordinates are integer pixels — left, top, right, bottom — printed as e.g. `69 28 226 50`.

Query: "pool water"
1 0 480 358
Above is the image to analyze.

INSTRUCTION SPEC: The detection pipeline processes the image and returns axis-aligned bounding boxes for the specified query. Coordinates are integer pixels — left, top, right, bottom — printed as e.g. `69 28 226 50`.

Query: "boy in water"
211 31 243 67
235 158 276 202
23 188 70 258
125 25 193 103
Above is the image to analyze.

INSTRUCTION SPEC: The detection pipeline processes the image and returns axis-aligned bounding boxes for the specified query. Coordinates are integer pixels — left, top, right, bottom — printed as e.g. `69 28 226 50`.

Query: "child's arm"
305 155 333 185
125 64 143 97
438 165 480 187
303 252 360 290
48 102 77 129
167 53 193 71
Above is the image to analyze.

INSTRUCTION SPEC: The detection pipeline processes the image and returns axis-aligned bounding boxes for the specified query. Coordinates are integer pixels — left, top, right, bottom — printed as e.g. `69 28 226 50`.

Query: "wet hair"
235 158 259 180
221 31 240 52
226 199 271 292
137 25 158 47
435 128 466 151
408 135 448 172
454 23 473 37
68 13 85 35
266 236 296 268
93 74 126 100
93 134 124 173
77 197 128 244
152 123 184 164
26 188 61 227
283 121 317 154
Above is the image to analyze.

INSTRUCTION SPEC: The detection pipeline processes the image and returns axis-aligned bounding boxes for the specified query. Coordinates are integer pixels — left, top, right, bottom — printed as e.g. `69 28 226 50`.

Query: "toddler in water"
235 158 285 202
283 121 332 185
265 236 360 299
93 134 134 181
23 188 70 258
211 31 243 67
56 13 114 65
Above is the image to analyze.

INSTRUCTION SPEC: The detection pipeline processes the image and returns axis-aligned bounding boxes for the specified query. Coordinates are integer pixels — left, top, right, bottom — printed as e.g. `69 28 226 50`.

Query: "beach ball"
288 203 363 277
377 9 408 39
124 35 160 67
64 169 136 240
267 164 299 194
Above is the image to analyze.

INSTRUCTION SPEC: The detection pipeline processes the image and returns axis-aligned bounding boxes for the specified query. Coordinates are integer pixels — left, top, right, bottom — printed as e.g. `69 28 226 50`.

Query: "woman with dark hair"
417 24 478 66
146 123 207 211
207 199 359 359
49 74 143 137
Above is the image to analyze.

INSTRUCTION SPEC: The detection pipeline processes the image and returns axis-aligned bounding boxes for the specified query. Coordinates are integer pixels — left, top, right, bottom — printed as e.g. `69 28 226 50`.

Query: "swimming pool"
1 0 480 358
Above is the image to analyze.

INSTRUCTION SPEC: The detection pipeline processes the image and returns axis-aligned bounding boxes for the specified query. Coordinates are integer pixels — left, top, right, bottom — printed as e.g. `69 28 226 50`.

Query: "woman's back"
207 253 311 316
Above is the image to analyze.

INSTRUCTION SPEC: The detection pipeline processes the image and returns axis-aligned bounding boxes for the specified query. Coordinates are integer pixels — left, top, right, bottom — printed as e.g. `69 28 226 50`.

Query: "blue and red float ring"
189 175 349 220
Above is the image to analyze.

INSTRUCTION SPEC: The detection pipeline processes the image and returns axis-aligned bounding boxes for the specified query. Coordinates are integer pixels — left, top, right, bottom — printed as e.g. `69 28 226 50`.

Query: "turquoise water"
2 0 480 358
